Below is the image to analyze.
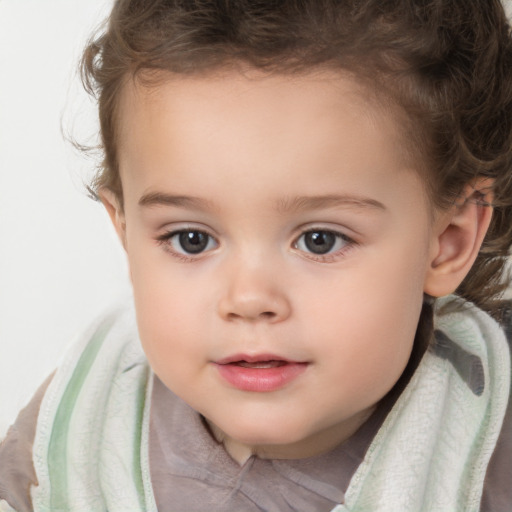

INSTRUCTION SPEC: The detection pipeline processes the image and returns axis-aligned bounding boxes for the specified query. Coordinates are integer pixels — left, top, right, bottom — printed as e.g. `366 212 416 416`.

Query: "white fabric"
0 499 16 512
31 305 156 512
337 297 510 512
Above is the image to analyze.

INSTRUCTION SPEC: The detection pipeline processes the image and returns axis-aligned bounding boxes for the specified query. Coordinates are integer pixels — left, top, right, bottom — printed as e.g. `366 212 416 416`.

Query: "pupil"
179 231 208 254
305 231 335 254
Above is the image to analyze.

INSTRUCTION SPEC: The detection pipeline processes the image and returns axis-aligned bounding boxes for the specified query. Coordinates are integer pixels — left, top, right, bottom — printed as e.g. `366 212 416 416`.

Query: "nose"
217 261 291 323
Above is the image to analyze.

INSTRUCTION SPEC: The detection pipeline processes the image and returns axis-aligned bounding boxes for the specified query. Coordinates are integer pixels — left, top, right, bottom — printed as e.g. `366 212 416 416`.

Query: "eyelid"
292 222 358 243
293 229 351 249
295 219 361 237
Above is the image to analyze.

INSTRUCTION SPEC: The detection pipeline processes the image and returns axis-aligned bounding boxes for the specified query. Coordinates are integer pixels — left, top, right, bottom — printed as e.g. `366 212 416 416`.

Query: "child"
1 0 511 510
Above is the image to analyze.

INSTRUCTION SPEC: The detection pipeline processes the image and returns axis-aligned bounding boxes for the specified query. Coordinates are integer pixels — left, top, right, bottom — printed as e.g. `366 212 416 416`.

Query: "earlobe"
98 188 127 250
423 179 494 297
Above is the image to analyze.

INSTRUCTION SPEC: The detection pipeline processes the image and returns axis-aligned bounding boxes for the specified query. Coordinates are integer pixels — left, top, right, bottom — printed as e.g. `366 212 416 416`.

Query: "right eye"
294 229 351 256
159 229 218 255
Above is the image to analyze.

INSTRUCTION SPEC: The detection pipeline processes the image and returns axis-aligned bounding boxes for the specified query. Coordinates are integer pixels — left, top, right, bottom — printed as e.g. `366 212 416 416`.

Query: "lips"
214 354 308 392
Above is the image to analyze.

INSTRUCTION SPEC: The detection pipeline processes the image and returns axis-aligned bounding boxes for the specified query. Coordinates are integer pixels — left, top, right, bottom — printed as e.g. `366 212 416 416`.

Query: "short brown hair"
81 0 512 318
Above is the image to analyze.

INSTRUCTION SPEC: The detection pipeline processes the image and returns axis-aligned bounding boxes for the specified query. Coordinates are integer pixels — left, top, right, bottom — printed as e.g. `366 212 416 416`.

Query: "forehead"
117 70 403 152
115 69 429 214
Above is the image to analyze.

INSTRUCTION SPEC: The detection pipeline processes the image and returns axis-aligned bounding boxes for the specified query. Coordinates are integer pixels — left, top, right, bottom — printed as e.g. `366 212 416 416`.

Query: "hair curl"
81 0 512 319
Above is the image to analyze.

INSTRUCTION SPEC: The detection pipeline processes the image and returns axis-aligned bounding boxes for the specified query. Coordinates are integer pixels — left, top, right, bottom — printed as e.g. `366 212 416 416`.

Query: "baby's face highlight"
115 71 438 461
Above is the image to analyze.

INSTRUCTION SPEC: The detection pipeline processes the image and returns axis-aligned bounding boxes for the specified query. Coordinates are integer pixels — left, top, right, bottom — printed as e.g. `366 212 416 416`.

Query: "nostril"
226 310 276 321
218 293 291 323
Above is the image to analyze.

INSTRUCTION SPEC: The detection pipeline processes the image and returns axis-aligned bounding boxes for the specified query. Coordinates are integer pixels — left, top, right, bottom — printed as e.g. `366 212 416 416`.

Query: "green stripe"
48 319 114 510
132 365 149 507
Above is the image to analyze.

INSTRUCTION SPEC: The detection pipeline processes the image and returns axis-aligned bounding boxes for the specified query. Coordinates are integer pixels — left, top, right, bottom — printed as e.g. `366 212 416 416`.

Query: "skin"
103 70 492 464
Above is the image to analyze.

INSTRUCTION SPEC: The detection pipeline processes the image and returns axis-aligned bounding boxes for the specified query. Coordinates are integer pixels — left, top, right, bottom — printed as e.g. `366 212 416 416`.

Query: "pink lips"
214 354 308 392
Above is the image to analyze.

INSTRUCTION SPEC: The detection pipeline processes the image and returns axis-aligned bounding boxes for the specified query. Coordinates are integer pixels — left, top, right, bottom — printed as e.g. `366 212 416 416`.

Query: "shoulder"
31 302 153 510
480 300 512 512
0 374 53 512
432 296 512 512
432 296 510 387
0 302 147 512
431 295 510 418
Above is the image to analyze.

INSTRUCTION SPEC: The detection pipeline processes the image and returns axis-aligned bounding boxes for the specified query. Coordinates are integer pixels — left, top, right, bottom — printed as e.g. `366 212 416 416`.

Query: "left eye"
167 230 217 255
295 230 348 255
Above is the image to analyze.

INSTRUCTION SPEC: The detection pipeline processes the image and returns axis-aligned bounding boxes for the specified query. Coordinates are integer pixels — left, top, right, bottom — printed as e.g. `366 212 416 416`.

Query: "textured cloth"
337 296 510 511
28 310 155 512
0 374 53 512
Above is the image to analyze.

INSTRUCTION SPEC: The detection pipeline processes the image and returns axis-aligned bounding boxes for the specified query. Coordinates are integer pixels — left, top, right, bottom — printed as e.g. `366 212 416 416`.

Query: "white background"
1 0 511 437
0 0 131 437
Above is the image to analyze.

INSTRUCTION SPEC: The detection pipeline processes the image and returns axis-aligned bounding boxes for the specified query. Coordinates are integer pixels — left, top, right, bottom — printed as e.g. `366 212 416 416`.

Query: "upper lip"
214 353 306 365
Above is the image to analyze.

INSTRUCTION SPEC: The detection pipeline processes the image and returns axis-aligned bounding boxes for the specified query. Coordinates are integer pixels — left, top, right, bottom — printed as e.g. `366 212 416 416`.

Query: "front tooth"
252 362 273 369
238 361 284 369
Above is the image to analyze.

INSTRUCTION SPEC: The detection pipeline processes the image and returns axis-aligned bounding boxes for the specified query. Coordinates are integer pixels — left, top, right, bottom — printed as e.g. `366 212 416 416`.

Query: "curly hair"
81 0 512 319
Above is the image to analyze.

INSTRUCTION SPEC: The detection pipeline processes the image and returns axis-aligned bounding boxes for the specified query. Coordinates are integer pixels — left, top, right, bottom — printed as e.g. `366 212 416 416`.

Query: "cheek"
133 292 206 396
299 249 426 391
127 246 208 371
129 238 200 317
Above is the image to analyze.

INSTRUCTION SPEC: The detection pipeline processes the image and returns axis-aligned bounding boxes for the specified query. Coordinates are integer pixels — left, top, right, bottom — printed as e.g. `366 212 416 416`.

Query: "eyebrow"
275 194 386 213
138 192 216 211
138 191 386 213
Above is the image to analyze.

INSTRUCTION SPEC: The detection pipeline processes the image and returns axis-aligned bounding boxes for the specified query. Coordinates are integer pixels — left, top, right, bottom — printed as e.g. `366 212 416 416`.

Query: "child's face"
113 70 440 460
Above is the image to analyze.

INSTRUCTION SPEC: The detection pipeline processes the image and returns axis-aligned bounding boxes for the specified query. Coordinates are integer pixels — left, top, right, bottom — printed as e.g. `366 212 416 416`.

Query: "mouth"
215 353 303 365
213 354 308 392
236 360 288 369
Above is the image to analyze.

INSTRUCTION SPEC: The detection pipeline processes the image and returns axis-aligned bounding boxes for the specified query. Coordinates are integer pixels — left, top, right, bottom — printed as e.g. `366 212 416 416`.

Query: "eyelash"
156 227 356 262
156 229 218 261
293 229 355 262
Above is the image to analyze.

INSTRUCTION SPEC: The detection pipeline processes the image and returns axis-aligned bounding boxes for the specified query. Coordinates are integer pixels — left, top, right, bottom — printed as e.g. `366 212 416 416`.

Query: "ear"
423 179 494 297
98 188 127 250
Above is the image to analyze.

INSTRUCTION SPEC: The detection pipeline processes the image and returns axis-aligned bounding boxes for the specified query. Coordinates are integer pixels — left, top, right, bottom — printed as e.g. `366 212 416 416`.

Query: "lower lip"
214 362 308 392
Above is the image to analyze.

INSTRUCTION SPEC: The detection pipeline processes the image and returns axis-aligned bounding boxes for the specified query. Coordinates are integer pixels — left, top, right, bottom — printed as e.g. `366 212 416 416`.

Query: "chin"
219 417 311 447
